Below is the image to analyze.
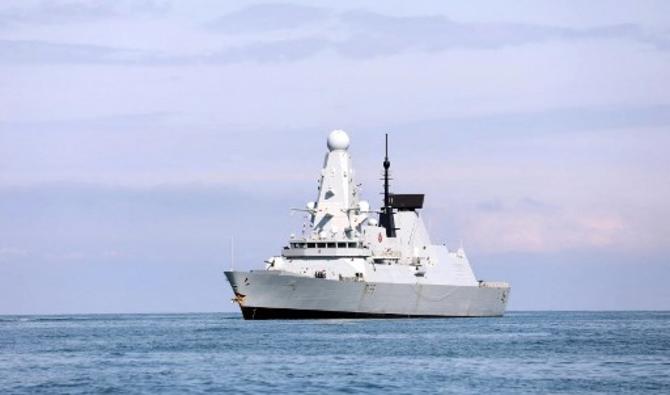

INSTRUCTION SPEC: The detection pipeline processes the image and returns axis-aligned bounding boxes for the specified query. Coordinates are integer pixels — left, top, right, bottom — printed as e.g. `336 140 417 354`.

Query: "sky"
1 0 669 314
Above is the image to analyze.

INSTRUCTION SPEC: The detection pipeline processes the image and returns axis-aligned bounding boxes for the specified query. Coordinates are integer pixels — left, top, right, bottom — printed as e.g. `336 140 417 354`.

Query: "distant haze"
1 0 669 314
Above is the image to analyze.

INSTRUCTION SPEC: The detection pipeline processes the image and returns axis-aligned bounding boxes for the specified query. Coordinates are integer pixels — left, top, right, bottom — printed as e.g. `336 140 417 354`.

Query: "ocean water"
1 312 669 394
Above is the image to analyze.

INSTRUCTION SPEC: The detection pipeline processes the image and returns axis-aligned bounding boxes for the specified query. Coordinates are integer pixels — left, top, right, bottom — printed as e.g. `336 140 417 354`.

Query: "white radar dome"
327 129 350 151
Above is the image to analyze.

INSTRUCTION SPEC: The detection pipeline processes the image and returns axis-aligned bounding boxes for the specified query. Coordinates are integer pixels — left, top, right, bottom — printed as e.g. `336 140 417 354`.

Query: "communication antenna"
384 133 390 208
379 133 396 237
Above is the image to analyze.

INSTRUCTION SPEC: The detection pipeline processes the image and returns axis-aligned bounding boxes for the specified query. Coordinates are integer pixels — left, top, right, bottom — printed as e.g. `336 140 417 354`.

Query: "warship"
225 130 510 319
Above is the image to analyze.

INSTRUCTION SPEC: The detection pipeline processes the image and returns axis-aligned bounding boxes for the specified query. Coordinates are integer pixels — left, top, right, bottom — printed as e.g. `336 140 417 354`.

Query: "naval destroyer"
225 130 510 319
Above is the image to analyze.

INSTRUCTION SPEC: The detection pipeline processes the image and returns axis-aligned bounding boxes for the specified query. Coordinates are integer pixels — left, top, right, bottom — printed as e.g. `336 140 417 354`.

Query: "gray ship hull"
225 271 510 319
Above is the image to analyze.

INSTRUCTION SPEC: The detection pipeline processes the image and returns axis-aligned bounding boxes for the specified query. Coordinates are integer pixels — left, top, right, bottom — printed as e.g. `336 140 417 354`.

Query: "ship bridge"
282 240 371 258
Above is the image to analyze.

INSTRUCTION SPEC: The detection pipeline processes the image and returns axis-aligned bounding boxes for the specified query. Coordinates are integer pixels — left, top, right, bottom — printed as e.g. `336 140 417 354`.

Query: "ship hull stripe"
240 306 483 320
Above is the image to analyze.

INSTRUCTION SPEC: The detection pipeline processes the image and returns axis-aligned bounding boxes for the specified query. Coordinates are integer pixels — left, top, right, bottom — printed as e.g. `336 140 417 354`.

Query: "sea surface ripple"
1 312 669 394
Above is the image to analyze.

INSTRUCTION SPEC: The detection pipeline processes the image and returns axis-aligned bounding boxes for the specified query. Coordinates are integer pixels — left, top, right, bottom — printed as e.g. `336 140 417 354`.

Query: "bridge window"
307 243 316 248
348 242 358 248
327 242 336 248
317 242 327 248
337 242 346 248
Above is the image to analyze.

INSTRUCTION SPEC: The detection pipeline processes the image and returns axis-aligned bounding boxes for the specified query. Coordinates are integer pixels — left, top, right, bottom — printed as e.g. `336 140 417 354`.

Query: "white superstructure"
225 130 510 319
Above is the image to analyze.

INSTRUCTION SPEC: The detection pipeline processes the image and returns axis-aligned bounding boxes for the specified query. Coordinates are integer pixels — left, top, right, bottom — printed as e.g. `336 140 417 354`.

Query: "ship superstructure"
225 130 509 319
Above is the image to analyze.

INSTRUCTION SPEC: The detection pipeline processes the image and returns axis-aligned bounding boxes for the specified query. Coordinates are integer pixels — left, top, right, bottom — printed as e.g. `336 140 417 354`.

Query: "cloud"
476 197 558 214
0 0 168 27
206 3 329 33
476 199 504 212
2 4 668 65
0 246 28 261
0 111 174 132
202 37 332 63
0 39 161 64
463 206 628 254
201 5 670 62
2 105 668 189
0 182 301 265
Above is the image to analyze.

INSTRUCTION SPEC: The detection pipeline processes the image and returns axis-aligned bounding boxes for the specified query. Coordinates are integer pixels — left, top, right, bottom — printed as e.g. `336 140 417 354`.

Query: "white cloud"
0 0 168 27
0 247 28 261
2 5 669 65
462 209 627 253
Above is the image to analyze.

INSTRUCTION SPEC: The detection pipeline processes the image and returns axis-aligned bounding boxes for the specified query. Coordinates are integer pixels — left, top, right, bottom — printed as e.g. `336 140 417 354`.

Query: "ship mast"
379 133 396 237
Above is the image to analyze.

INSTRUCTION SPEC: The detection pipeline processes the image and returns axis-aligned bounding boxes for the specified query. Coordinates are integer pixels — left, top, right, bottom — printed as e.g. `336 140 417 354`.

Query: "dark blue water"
1 312 669 394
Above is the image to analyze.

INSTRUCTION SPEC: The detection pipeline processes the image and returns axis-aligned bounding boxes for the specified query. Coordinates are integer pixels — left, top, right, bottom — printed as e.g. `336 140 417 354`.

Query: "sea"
1 311 668 394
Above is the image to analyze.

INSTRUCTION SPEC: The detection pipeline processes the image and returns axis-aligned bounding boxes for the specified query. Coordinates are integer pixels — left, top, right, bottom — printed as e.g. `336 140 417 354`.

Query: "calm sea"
1 312 668 394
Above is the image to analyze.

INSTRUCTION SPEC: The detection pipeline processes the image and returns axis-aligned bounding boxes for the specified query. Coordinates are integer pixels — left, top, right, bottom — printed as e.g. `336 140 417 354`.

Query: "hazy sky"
1 0 669 314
